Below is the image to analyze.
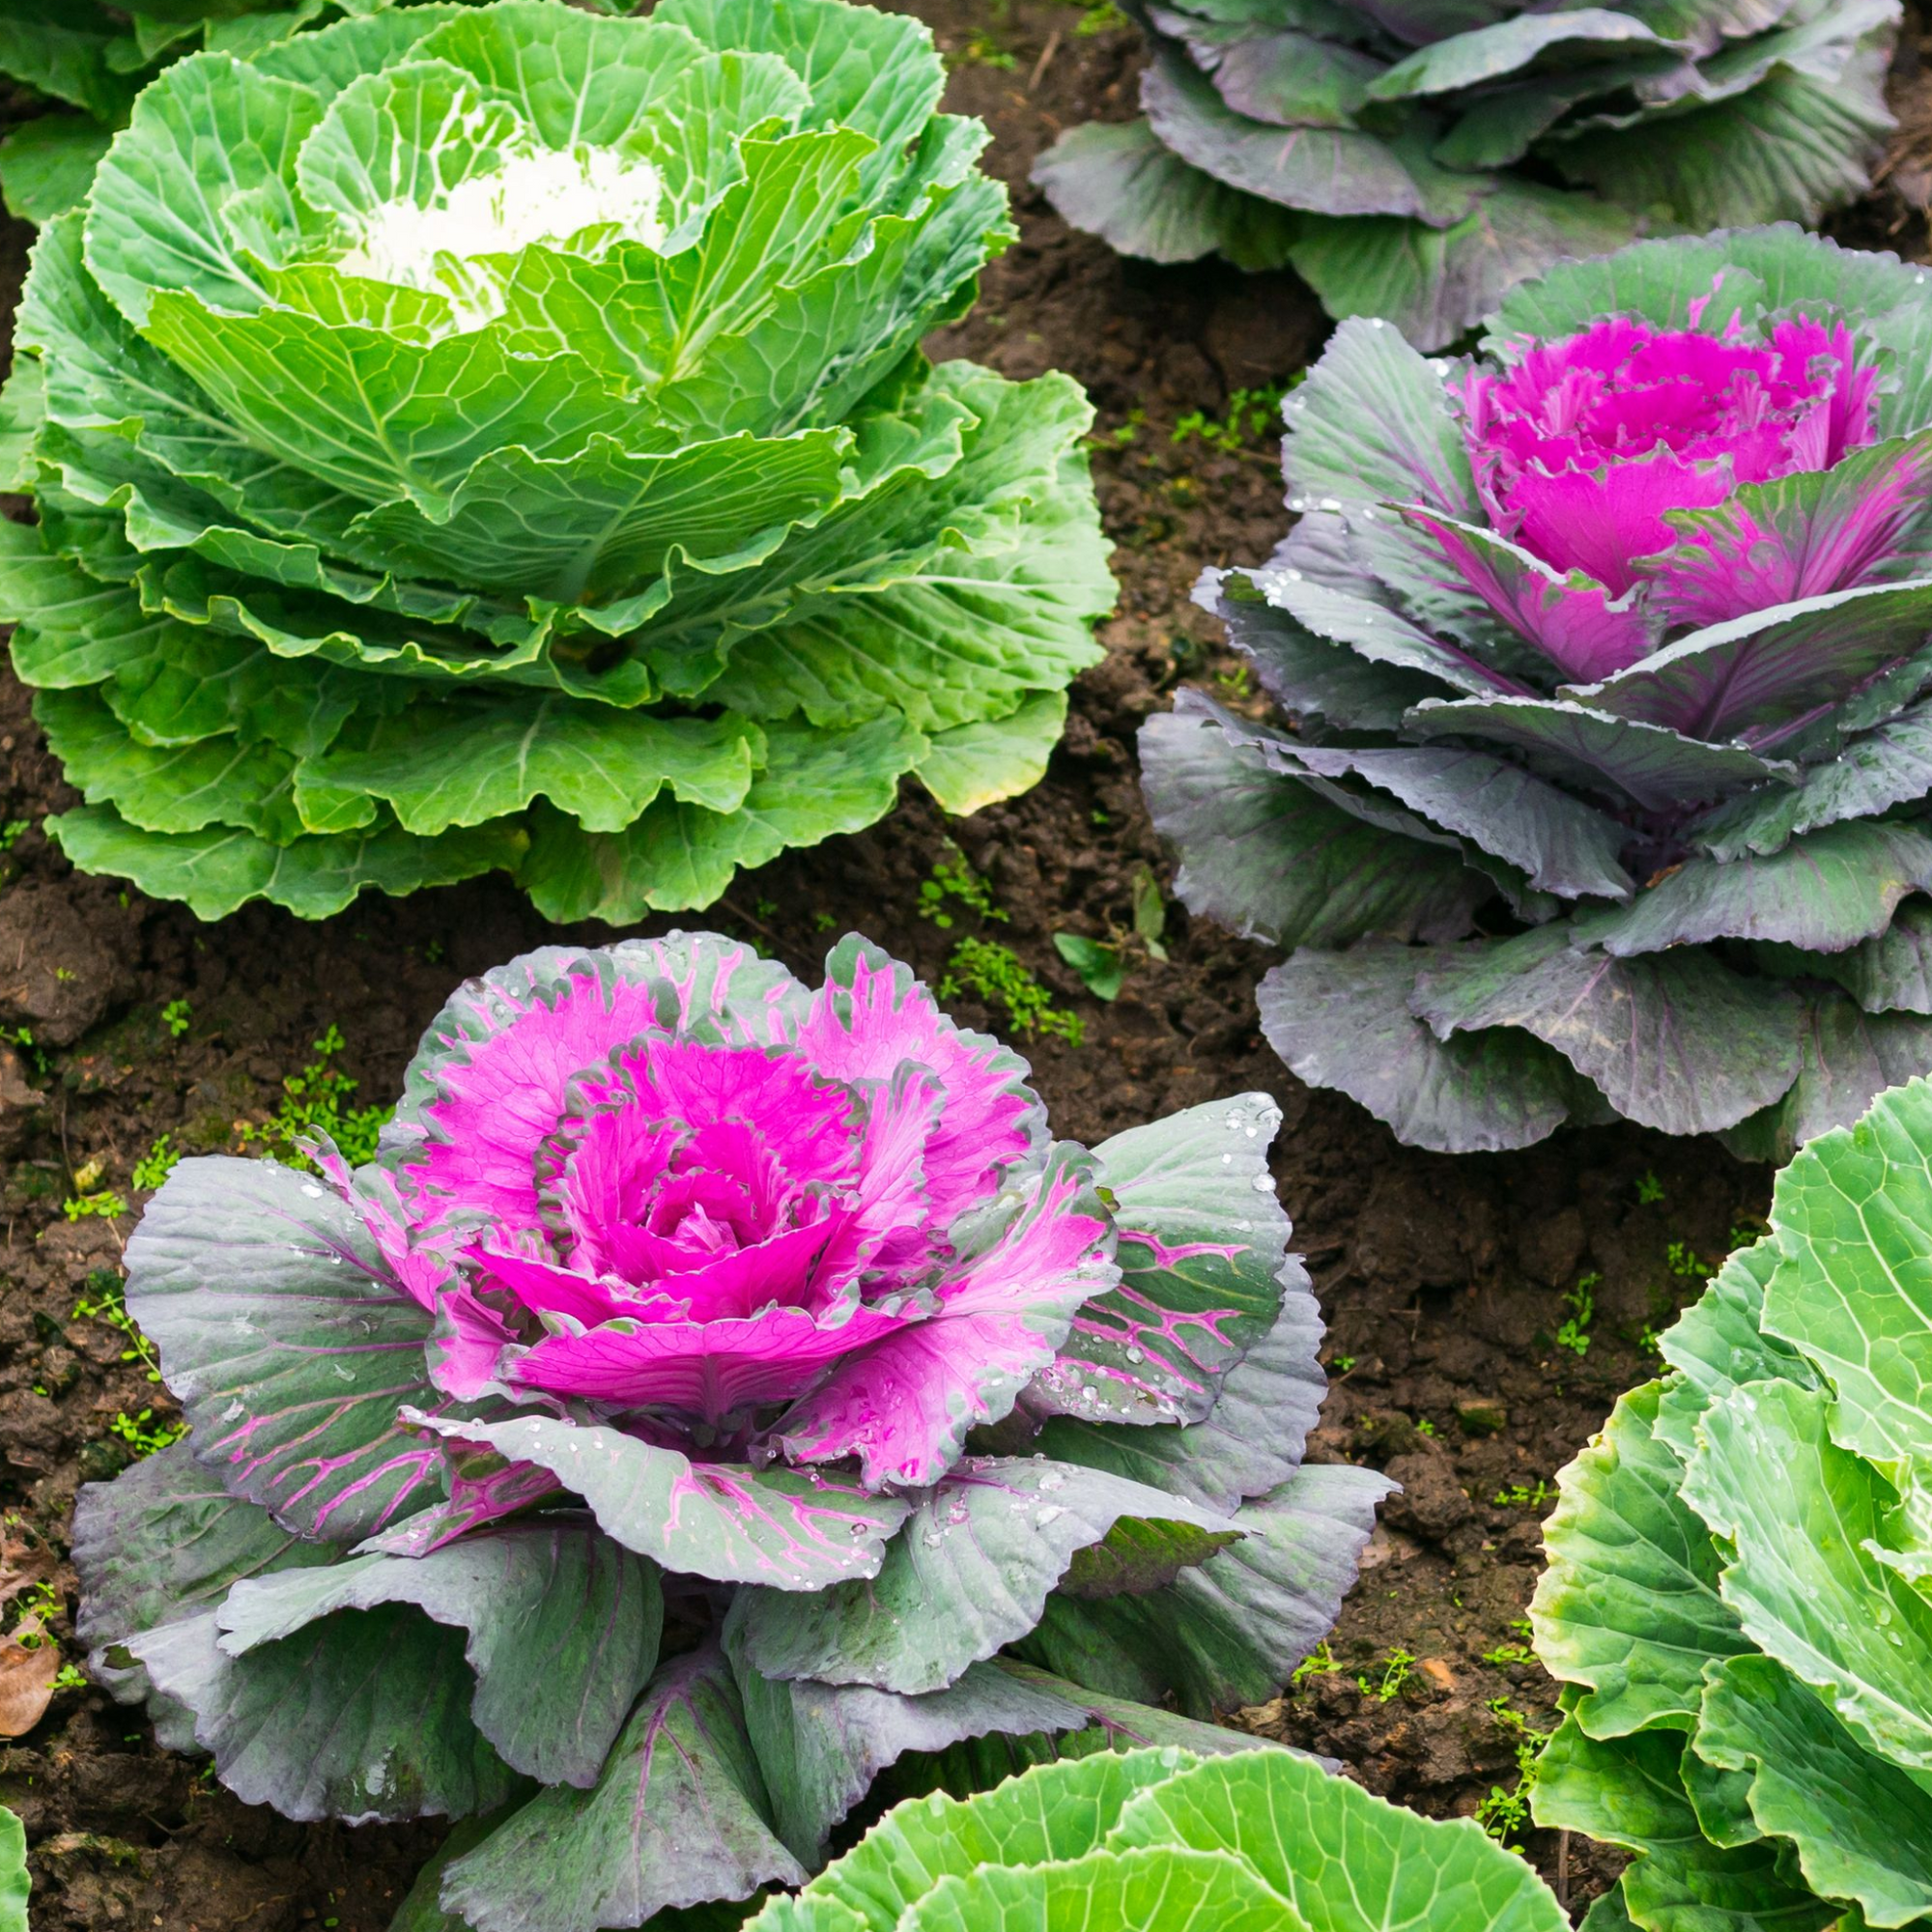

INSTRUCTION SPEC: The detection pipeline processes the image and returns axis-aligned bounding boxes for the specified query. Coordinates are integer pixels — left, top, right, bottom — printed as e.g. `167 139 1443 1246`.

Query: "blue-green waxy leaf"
1409 926 1804 1137
1023 1463 1390 1718
730 1458 1240 1696
126 1156 456 1542
129 1599 522 1826
1256 945 1582 1154
213 1524 663 1786
402 1409 910 1591
1026 1094 1293 1428
440 1646 807 1932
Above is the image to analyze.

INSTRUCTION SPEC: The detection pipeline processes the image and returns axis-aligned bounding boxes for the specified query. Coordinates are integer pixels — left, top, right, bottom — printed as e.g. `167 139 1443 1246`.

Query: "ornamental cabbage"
1534 1073 1932 1932
735 1742 1570 1932
1142 226 1932 1157
74 930 1387 1932
1 0 1112 923
1033 0 1899 351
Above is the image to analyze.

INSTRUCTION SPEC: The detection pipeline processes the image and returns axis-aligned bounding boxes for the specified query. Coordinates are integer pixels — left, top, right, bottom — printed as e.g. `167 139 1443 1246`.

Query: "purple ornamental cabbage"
1032 0 1899 351
1141 225 1932 1159
72 932 1386 1932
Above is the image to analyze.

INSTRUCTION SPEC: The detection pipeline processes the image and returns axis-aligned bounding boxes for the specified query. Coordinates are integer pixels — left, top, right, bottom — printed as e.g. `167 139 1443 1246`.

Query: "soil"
0 6 1926 1928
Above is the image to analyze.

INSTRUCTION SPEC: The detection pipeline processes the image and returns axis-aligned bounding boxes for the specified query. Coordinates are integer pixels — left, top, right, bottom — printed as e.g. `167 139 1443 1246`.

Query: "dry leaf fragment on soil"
0 1619 59 1737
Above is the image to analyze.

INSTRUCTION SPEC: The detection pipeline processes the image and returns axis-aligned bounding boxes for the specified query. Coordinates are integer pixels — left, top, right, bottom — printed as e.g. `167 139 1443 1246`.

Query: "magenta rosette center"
1458 313 1878 596
374 933 1115 1488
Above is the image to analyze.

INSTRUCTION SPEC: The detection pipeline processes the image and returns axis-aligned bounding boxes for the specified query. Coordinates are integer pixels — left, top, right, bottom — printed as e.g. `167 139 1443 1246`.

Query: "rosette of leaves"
73 929 1388 1932
730 1742 1570 1931
0 0 1113 923
1032 0 1899 352
1532 1072 1932 1932
1142 226 1932 1159
0 1 463 226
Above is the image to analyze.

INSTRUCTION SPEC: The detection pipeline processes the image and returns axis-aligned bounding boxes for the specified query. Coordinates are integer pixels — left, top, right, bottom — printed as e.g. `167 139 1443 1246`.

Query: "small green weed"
918 844 1005 929
131 1134 179 1193
1493 1480 1555 1511
1357 1648 1416 1702
0 819 27 852
1474 1696 1557 1850
110 1407 187 1459
241 1026 390 1171
951 29 1017 67
1415 1416 1436 1438
1635 1169 1664 1205
1665 1239 1708 1279
1554 1271 1598 1356
73 1266 162 1383
1075 1 1127 33
1291 1640 1340 1688
63 1187 128 1223
1053 933 1123 1003
160 999 191 1038
941 940 1083 1047
1171 384 1288 458
1480 1640 1534 1667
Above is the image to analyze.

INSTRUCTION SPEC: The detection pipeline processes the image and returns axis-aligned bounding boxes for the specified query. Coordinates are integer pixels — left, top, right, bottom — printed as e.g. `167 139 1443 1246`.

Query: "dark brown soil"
0 6 1923 1927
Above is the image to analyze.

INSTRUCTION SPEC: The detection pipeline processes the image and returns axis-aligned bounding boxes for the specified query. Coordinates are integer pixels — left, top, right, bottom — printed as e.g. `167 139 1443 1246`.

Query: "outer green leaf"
440 1647 807 1932
0 1806 24 1932
1532 1382 1747 1739
1684 1379 1932 1773
915 692 1065 818
898 1845 1304 1932
1696 1654 1932 1928
1105 1748 1571 1932
0 113 111 224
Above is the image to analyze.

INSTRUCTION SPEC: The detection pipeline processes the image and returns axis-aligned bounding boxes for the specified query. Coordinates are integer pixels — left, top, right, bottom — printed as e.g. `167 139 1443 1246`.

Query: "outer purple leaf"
1143 50 1476 222
773 1142 1117 1488
403 1410 910 1590
126 1156 457 1542
213 1523 662 1788
1139 699 1492 949
1578 821 1932 957
1286 180 1641 355
1646 435 1932 630
991 1659 1290 1759
129 1599 520 1826
71 1441 335 1712
1280 315 1479 517
1149 10 1382 128
1775 899 1932 1016
1031 119 1299 270
1367 9 1675 101
1256 944 1581 1153
1560 580 1932 748
1034 1292 1331 1518
439 1646 807 1932
1022 1463 1393 1718
1214 570 1479 728
1024 1094 1293 1428
1402 694 1795 812
1264 737 1634 900
729 1457 1241 1696
1402 510 1657 684
726 1635 1092 1864
1689 700 1932 860
1411 925 1804 1135
1720 991 1932 1163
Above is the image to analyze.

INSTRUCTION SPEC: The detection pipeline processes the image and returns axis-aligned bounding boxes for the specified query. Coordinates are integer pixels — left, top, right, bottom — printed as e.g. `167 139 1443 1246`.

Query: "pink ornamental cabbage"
72 932 1386 1932
1144 228 1932 1161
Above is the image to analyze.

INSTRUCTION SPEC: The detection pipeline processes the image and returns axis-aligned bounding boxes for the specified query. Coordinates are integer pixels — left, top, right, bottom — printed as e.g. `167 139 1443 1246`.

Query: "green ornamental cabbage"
729 1743 1572 1932
1034 0 1899 351
1534 1072 1932 1932
0 0 1113 922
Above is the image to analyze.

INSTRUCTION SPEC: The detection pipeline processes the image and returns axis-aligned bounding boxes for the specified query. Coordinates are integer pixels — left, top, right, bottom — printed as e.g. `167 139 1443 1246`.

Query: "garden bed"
0 3 1925 1925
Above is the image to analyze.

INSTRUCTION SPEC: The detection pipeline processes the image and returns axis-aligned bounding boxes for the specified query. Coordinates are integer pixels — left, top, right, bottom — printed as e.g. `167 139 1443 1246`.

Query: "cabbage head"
1034 0 1899 351
1142 225 1932 1158
1 0 1113 922
75 928 1387 1932
1535 1072 1932 1932
739 1742 1571 1932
